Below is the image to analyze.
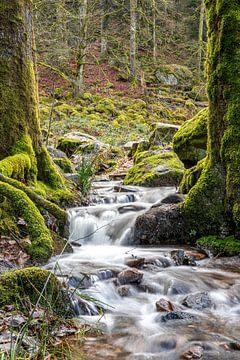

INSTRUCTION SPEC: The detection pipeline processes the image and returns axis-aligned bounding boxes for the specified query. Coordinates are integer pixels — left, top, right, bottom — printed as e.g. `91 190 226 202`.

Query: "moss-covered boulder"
149 123 180 147
155 65 193 86
124 149 184 187
54 157 74 173
173 108 208 168
180 158 206 194
57 132 107 157
0 268 72 316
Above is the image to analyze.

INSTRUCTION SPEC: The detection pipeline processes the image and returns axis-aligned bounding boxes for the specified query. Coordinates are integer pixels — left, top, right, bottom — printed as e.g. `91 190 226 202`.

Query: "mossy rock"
54 157 74 173
0 267 73 316
180 158 206 194
124 150 184 187
197 236 240 256
149 123 180 147
57 132 105 157
173 108 208 168
155 64 193 86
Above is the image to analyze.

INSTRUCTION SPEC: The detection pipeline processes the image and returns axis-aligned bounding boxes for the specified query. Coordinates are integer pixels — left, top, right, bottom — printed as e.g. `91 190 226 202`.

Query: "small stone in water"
117 285 130 297
156 298 176 312
125 257 145 269
182 292 212 311
170 250 196 266
118 268 143 285
180 345 204 359
220 341 240 351
161 311 195 322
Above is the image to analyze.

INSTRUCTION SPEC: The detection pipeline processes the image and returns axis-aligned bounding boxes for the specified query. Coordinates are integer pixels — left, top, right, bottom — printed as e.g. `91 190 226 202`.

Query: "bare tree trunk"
100 0 110 59
130 0 137 80
152 0 157 64
75 0 88 96
197 0 205 81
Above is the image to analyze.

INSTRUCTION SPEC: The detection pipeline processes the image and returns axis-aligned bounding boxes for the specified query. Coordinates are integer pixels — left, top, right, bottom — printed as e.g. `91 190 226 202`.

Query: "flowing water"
47 181 240 360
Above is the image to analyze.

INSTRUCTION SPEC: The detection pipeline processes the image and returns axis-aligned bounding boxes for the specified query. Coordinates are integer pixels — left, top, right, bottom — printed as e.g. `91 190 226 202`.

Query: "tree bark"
0 0 68 261
182 0 240 237
100 0 110 59
75 0 88 96
130 0 137 80
197 0 205 81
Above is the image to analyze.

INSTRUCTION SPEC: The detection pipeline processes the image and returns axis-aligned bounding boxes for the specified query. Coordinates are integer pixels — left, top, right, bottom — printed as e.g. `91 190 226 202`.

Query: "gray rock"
182 292 212 311
47 146 67 159
64 173 79 183
133 204 189 246
149 122 180 147
161 311 195 322
170 250 197 266
165 279 191 296
0 260 16 273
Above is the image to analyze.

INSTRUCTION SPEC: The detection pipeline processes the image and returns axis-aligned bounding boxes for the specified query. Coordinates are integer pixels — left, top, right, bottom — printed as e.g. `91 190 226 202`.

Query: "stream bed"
47 181 240 360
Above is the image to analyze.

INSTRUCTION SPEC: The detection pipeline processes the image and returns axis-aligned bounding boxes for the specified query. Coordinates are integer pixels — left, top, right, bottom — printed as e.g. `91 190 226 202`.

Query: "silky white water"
47 181 240 360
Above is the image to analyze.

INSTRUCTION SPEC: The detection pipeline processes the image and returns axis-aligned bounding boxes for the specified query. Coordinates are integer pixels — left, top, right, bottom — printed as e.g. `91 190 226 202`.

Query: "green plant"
77 156 96 198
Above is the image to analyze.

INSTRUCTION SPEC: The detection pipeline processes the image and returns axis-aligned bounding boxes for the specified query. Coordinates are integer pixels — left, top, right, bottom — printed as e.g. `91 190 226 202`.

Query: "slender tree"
197 0 205 81
130 0 137 79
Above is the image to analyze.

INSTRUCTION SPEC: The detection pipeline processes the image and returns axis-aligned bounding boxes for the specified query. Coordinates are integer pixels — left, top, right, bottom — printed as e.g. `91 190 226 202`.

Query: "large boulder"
155 64 193 86
173 108 208 168
149 123 180 147
124 149 184 187
133 204 189 245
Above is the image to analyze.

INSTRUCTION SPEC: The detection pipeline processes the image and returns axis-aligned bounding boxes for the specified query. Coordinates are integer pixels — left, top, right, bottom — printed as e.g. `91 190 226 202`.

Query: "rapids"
47 181 240 360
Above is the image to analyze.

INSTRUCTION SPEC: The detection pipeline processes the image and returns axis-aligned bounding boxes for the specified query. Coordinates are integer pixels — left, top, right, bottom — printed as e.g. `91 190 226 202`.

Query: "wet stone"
118 268 143 285
182 292 212 311
156 298 179 312
161 311 195 323
125 257 145 269
151 337 177 352
165 279 191 296
180 345 204 359
170 250 197 266
219 341 240 351
117 285 130 297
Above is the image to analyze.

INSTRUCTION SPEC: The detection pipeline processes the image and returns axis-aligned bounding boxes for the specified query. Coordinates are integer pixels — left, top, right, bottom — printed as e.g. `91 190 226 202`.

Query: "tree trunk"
0 0 68 261
100 0 110 59
75 0 88 97
197 0 205 81
183 0 240 237
152 0 157 64
130 0 137 80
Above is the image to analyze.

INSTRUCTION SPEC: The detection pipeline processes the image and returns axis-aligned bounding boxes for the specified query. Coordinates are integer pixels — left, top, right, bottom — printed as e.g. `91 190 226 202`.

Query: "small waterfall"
47 181 240 360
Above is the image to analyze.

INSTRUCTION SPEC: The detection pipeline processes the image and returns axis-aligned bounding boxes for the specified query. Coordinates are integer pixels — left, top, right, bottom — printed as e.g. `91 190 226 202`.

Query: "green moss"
124 151 184 187
173 108 208 168
182 160 226 237
197 235 240 255
37 146 65 189
180 158 206 194
54 157 73 173
0 268 71 315
0 181 53 262
0 134 37 182
34 180 74 206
